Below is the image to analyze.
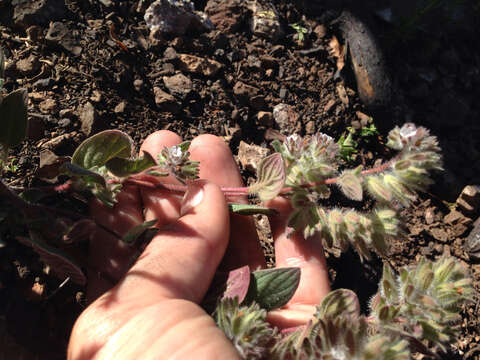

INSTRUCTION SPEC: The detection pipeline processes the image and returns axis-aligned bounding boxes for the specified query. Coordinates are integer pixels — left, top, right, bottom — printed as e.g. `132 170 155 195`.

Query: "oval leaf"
0 89 28 147
106 151 156 177
248 153 286 201
122 219 158 245
17 232 86 285
72 130 133 170
316 288 360 319
338 170 363 201
250 267 300 311
228 203 278 216
223 265 251 303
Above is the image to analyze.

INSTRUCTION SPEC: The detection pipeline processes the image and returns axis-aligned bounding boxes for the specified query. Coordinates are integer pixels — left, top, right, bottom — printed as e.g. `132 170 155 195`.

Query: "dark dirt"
0 0 479 359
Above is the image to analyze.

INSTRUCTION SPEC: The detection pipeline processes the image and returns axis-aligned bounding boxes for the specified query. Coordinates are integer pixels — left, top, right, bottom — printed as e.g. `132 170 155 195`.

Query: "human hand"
68 131 330 359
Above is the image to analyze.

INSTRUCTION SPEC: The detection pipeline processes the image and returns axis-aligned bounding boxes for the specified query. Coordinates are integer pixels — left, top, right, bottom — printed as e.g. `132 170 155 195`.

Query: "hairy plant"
0 96 472 359
216 258 472 359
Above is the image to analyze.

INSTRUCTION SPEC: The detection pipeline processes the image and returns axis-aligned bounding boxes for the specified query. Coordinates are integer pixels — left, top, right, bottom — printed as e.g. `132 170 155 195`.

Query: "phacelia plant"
0 55 472 359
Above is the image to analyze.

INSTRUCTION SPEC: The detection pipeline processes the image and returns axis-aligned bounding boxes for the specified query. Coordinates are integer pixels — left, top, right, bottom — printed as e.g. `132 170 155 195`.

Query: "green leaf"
60 162 106 187
122 219 158 245
0 89 28 147
248 153 286 201
106 151 156 177
249 267 300 311
16 231 86 285
337 168 363 201
316 289 360 319
228 203 278 216
72 130 133 170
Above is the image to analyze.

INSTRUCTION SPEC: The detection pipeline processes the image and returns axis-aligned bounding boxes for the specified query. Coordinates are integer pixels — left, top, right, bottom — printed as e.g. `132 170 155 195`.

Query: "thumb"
113 180 230 307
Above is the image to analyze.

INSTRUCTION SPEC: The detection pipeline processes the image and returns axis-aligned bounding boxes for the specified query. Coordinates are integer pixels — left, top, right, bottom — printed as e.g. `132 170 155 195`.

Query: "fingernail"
181 182 204 216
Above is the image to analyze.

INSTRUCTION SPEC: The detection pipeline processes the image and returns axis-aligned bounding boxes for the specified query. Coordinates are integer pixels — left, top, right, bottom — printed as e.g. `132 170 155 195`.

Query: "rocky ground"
0 0 479 359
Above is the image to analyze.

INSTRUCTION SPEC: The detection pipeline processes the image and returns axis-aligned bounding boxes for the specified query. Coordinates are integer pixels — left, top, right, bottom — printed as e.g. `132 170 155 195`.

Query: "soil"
0 0 479 359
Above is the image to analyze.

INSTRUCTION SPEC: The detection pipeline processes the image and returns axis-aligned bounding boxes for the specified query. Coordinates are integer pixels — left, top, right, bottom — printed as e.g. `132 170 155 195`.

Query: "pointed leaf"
250 267 300 311
228 203 278 216
223 265 251 303
17 232 86 285
0 89 28 147
122 219 158 245
106 151 156 177
338 170 363 201
72 130 133 170
60 162 106 187
248 153 286 201
316 289 360 319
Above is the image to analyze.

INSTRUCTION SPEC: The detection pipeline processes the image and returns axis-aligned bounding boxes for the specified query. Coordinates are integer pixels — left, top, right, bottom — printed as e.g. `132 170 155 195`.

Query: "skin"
68 131 331 359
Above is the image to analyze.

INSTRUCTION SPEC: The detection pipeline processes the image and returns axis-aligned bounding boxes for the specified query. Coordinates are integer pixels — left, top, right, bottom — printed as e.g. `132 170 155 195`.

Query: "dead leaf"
328 35 346 72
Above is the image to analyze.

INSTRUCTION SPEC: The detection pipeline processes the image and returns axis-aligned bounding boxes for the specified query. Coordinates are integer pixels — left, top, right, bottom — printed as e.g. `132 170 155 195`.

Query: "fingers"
87 185 144 300
110 180 230 307
266 197 330 328
189 135 266 270
139 130 184 227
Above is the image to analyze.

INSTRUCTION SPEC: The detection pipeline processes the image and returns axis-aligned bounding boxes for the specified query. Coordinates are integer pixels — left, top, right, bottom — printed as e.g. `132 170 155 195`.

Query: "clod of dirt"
466 218 480 261
249 0 284 41
163 73 192 98
45 22 82 56
238 141 269 172
15 54 41 75
456 185 480 217
13 0 69 28
153 86 181 113
204 0 247 33
144 0 213 37
79 102 97 136
273 103 299 134
177 54 223 77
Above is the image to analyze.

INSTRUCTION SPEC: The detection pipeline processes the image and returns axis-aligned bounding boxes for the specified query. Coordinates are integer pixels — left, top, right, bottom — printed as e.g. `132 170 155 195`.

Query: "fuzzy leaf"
248 153 286 201
337 169 363 201
250 267 300 311
228 203 278 216
72 130 133 170
366 176 392 202
317 289 360 319
122 219 158 245
0 89 28 147
223 265 251 303
106 151 156 177
17 232 86 285
61 162 106 187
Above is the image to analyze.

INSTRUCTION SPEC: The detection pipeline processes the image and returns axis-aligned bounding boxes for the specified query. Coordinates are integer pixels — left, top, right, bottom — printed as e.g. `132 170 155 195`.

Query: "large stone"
178 54 222 77
465 217 480 261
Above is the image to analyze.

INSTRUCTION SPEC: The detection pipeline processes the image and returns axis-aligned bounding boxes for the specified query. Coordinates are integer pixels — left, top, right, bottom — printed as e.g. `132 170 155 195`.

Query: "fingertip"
140 130 183 157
